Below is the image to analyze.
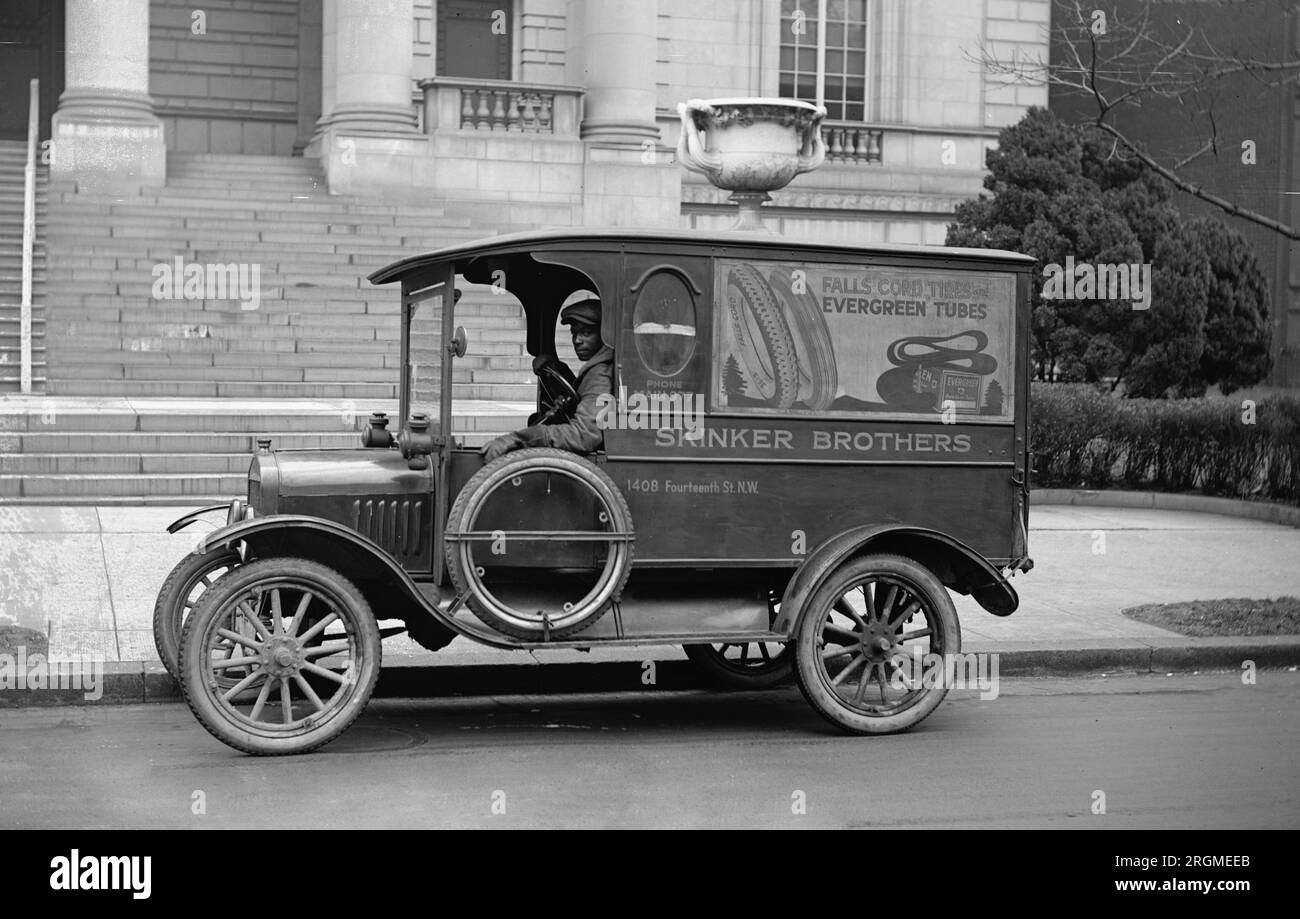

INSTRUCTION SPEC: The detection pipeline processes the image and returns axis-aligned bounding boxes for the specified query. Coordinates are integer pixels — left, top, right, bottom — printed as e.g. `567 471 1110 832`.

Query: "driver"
480 290 614 462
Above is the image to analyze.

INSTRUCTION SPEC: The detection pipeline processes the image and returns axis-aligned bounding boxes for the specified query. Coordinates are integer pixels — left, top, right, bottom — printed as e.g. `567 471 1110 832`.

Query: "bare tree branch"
971 0 1299 239
1094 121 1299 239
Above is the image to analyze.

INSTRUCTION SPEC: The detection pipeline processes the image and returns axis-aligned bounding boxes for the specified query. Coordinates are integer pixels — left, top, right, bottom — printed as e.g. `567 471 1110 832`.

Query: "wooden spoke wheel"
794 554 960 735
179 557 381 756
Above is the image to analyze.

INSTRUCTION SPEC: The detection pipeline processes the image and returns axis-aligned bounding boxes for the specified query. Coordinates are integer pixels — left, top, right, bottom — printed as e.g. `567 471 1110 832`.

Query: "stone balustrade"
820 121 884 164
419 77 583 136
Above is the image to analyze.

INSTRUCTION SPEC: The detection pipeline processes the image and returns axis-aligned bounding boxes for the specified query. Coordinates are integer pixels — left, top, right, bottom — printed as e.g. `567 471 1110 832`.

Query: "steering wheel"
530 355 579 426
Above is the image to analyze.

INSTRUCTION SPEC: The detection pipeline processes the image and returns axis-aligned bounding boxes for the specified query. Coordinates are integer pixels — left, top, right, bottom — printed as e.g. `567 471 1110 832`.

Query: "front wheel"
793 554 960 735
179 557 381 756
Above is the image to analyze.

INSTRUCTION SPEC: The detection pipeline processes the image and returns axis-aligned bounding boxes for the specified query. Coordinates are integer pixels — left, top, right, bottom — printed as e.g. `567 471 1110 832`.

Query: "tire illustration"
153 547 242 681
444 448 634 640
724 263 800 409
179 557 381 756
767 268 837 410
793 553 960 735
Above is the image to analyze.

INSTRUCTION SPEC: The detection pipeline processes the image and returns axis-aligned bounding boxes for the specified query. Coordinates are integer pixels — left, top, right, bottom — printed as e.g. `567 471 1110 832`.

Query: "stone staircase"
0 397 532 502
0 140 47 392
43 152 534 401
0 152 540 502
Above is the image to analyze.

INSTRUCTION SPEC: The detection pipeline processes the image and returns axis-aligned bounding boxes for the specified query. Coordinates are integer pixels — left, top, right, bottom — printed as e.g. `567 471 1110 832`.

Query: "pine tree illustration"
722 354 748 400
982 379 1004 415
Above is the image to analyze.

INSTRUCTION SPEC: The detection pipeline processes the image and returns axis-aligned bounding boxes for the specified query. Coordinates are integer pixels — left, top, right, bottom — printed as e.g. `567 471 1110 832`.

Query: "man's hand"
480 433 523 462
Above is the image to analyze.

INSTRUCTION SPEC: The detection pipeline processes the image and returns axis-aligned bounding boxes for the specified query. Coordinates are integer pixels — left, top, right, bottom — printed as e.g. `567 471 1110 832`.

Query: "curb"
2 639 1298 707
1032 488 1300 528
965 637 1300 675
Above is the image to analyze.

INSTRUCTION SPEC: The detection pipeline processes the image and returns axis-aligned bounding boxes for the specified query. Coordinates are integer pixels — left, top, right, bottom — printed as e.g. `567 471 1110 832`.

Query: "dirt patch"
1122 597 1300 636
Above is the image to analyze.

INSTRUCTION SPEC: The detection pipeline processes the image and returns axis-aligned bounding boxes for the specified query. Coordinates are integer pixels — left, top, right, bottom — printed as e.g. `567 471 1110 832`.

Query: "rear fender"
196 516 465 649
774 525 1018 632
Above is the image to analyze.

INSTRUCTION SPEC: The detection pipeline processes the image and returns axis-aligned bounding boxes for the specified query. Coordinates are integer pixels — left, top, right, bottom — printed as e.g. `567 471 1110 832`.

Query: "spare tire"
444 448 634 640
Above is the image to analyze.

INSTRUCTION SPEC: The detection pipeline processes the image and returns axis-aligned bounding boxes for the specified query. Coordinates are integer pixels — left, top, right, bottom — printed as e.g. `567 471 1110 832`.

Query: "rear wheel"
179 557 381 756
794 554 960 735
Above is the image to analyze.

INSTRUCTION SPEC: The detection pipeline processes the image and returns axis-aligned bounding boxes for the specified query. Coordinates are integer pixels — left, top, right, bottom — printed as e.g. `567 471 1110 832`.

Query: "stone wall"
519 0 568 84
149 0 301 155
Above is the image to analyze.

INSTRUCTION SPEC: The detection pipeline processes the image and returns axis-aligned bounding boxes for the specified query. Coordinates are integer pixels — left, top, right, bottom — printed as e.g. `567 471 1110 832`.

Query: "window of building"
779 0 868 122
437 0 512 80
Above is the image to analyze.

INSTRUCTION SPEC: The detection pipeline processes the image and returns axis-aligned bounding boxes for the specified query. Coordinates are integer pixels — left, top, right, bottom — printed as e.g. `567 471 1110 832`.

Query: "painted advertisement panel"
712 260 1017 422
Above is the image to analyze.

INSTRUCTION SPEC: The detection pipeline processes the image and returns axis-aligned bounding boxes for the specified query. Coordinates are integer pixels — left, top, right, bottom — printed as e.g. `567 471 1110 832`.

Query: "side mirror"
448 325 468 358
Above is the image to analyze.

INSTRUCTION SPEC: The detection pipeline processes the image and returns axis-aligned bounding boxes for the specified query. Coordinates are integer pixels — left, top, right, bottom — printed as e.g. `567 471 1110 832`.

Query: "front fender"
774 525 1018 632
196 515 473 649
166 503 233 534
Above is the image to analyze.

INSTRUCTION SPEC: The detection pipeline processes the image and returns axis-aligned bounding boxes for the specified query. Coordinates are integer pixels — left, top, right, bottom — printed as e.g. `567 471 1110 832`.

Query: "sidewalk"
1 502 1298 699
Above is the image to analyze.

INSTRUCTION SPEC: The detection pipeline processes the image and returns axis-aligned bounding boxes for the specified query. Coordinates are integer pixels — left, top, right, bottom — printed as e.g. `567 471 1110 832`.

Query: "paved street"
2 503 1299 665
1 671 1297 829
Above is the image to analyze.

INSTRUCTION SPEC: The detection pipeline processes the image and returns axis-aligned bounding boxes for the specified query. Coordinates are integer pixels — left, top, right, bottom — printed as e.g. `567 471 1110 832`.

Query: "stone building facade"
25 0 1051 242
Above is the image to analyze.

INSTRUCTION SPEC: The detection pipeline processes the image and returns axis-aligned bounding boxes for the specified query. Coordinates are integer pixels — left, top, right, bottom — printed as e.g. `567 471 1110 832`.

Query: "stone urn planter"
675 97 827 231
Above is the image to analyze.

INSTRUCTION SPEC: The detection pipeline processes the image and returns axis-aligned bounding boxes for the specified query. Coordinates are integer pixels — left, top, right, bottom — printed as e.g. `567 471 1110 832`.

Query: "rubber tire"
179 557 381 756
794 554 960 735
152 548 242 680
444 447 634 640
683 642 794 689
767 268 837 410
725 263 800 409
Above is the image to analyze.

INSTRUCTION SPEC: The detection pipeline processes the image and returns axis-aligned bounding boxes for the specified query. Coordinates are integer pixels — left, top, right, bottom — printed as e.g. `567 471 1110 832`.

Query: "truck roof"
368 227 1037 285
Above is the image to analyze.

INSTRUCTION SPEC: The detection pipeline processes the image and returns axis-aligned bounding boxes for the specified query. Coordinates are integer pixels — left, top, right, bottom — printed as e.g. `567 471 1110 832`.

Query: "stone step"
0 399 531 434
8 430 366 453
39 380 533 400
2 415 525 459
0 377 47 394
0 472 247 499
44 379 402 399
0 452 255 475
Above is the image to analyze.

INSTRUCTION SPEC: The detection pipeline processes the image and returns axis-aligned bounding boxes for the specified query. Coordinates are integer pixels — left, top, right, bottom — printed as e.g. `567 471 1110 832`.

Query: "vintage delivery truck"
155 228 1035 755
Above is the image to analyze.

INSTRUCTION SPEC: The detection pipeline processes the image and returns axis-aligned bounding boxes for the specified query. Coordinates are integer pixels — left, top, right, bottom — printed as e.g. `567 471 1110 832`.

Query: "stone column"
567 0 659 142
331 0 419 132
566 0 679 227
51 0 165 189
294 0 323 154
307 0 429 195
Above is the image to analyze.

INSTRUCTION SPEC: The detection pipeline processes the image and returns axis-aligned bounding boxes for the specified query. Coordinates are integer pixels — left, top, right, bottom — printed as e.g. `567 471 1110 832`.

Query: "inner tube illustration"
876 331 998 413
766 268 837 411
723 263 799 410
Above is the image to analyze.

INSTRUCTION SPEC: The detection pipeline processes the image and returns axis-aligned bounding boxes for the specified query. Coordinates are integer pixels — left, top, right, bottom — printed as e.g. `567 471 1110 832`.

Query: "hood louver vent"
352 498 427 562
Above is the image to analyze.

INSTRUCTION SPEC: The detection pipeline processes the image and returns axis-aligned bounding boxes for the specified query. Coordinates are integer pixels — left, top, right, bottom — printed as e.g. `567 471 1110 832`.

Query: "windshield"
404 277 449 435
404 273 536 446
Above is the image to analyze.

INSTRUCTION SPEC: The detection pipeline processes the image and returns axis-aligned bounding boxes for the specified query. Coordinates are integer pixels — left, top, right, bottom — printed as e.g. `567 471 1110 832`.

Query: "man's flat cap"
560 290 601 327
